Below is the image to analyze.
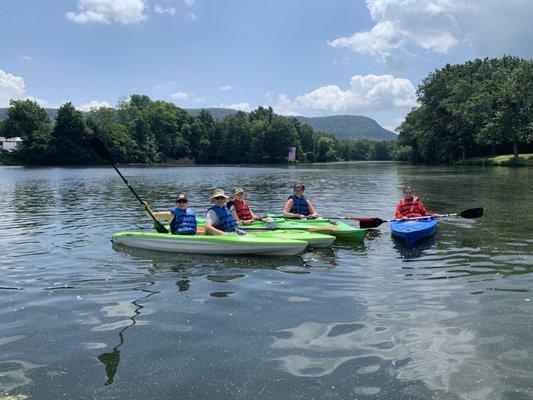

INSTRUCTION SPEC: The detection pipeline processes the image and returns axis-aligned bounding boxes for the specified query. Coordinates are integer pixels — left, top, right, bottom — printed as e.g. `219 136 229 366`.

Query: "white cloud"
330 0 533 62
77 100 111 111
330 21 403 62
272 94 300 116
219 85 233 91
0 69 26 106
184 0 196 7
20 55 34 62
184 12 197 21
284 74 416 114
66 0 147 24
154 4 175 15
215 102 252 112
0 69 52 108
171 91 191 101
171 91 204 103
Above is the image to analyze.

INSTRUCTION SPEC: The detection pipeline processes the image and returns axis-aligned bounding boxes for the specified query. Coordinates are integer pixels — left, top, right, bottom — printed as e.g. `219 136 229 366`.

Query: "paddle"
358 207 484 229
90 137 169 234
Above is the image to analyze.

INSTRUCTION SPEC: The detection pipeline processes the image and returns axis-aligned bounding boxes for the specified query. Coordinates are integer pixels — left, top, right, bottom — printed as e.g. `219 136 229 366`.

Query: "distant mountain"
185 108 397 141
296 115 397 141
1 107 396 141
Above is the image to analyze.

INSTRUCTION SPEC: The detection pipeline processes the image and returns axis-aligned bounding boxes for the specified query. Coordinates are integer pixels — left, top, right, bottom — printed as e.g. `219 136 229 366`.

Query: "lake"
0 163 532 400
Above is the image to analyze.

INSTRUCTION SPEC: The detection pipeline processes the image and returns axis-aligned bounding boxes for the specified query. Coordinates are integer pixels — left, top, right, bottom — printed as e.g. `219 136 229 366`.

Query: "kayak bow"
390 218 438 248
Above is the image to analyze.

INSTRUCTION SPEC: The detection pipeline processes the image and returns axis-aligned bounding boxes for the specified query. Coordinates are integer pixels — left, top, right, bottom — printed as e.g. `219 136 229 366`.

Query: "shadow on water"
111 242 347 270
392 235 436 260
97 282 159 386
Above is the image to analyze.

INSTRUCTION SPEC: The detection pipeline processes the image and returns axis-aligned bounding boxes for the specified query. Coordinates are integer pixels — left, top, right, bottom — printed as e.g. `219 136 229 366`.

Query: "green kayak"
197 217 366 242
112 229 335 256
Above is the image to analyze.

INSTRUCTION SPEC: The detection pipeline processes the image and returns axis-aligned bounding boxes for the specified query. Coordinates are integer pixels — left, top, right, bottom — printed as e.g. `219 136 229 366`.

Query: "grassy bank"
461 153 533 166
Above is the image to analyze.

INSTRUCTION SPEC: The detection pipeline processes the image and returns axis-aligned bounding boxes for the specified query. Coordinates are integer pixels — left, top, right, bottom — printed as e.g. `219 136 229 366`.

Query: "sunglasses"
214 196 226 200
177 199 188 204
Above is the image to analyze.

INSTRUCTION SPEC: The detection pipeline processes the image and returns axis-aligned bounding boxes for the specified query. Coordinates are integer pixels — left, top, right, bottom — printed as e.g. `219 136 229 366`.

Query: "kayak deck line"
112 231 309 256
161 227 336 249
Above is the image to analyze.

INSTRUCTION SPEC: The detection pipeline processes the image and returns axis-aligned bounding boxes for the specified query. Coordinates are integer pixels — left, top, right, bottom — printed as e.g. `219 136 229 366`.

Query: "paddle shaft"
358 207 483 229
90 138 169 233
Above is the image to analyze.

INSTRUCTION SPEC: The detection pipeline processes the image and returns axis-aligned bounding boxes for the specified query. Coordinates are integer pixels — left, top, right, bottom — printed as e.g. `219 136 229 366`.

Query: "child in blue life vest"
205 189 246 236
141 194 197 235
283 183 318 219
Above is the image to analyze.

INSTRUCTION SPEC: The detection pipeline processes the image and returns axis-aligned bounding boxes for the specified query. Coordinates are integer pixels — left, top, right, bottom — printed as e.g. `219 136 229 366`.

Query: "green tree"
50 102 91 164
0 99 52 164
316 136 338 162
85 107 135 163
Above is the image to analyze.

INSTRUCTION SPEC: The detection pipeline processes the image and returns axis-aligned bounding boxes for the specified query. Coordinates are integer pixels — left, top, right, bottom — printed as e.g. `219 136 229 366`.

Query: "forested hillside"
0 96 399 165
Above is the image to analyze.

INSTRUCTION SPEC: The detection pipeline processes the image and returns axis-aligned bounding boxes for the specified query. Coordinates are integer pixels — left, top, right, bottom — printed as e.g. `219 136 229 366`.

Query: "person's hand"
218 231 229 236
141 201 149 210
401 216 408 220
298 214 306 219
306 214 317 220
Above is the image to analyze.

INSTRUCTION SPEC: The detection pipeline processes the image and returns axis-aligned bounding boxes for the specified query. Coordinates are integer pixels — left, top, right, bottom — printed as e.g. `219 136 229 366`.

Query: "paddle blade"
359 218 385 229
459 207 484 219
90 137 114 164
153 220 170 234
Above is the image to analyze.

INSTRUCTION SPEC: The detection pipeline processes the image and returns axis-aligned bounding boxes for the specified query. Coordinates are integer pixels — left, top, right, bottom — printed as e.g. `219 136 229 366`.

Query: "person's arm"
418 200 430 216
283 199 305 219
205 210 229 236
141 201 173 221
395 202 405 219
306 201 318 219
229 207 242 224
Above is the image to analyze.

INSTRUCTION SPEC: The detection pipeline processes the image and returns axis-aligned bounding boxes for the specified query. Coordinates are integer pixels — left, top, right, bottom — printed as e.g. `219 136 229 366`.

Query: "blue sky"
1 0 531 130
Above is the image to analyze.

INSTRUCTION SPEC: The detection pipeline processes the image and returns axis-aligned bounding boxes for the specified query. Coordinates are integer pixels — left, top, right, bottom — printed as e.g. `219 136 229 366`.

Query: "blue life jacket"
288 194 310 216
170 207 197 235
208 205 239 232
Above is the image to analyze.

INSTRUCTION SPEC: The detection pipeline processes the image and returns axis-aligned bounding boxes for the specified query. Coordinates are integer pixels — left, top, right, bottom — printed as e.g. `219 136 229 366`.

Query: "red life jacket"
396 196 427 218
229 198 253 220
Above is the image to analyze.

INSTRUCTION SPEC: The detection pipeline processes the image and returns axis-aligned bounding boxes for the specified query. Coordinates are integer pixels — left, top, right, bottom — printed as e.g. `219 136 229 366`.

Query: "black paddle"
90 137 169 234
358 207 484 229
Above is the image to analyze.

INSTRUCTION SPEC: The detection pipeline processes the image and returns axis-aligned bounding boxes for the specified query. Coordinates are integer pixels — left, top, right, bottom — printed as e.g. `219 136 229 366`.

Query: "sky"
0 0 532 131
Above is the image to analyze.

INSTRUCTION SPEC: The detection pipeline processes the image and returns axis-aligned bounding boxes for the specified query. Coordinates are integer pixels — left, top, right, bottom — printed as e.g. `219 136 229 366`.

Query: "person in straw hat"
205 189 247 236
227 187 262 224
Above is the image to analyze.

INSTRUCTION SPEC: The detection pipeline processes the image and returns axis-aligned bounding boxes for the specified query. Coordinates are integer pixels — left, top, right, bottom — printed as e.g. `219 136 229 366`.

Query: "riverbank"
460 153 533 166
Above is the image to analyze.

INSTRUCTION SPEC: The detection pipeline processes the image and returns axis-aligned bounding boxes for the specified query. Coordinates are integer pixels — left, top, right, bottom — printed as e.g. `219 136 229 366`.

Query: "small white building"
0 137 22 152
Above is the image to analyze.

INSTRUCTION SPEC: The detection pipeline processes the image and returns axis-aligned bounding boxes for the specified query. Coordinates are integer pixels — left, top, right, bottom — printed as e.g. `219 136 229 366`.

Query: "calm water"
1 163 532 400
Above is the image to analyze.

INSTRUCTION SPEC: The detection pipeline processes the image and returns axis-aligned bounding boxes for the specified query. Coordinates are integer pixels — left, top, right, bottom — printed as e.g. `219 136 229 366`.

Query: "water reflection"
97 283 158 386
393 235 436 259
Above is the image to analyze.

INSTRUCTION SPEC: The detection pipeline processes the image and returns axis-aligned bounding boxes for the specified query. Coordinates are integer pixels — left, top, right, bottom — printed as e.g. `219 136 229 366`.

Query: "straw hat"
210 188 228 203
234 187 244 195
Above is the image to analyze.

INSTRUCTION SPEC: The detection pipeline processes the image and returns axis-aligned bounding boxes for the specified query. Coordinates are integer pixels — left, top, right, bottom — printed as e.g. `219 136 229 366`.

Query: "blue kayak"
390 218 438 248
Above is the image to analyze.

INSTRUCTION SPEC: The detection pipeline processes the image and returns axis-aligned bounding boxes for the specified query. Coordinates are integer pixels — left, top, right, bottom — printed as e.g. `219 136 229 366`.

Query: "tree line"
397 56 533 164
0 95 398 165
